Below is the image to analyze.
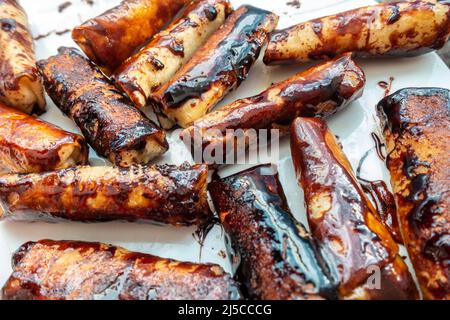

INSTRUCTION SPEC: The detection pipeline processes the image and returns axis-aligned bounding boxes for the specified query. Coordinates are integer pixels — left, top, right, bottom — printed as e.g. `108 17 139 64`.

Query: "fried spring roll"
152 5 279 129
0 102 88 174
0 164 210 226
1 240 241 300
114 0 233 108
291 117 418 300
38 47 168 167
182 54 365 164
72 0 189 71
264 1 450 65
209 165 337 300
0 0 45 114
378 88 450 300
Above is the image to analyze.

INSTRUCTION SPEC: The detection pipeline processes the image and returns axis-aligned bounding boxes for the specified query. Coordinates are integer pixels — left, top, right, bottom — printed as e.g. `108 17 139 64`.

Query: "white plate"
0 0 449 293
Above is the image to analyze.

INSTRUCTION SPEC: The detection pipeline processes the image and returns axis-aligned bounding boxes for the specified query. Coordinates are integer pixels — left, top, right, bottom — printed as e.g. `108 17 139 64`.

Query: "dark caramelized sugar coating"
0 164 211 226
72 0 188 71
291 117 418 299
378 88 450 300
209 165 336 300
2 240 240 300
38 47 168 167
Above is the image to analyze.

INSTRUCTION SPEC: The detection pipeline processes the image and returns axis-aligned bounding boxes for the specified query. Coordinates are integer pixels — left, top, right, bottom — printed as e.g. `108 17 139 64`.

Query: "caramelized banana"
0 102 88 174
38 47 168 167
114 0 233 107
378 87 450 300
2 240 240 300
152 5 279 129
72 0 188 71
209 165 337 300
183 54 365 164
291 117 418 300
264 1 450 65
0 0 45 114
0 164 210 225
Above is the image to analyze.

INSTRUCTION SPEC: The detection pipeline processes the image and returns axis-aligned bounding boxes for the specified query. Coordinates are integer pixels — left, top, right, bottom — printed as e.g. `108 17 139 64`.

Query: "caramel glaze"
378 87 450 300
291 117 418 300
72 0 188 71
209 165 337 300
0 0 46 114
1 240 241 300
264 1 450 65
38 47 168 167
113 0 233 108
183 54 365 165
152 5 279 128
0 102 88 174
0 163 211 226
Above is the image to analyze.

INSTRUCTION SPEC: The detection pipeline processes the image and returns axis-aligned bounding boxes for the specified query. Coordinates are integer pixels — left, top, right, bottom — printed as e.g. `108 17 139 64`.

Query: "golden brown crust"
182 54 365 164
2 240 240 300
114 0 233 107
72 0 189 71
209 165 337 300
264 1 450 65
152 5 279 128
378 87 450 300
290 117 418 300
0 102 88 174
38 47 168 167
0 163 211 226
0 0 45 114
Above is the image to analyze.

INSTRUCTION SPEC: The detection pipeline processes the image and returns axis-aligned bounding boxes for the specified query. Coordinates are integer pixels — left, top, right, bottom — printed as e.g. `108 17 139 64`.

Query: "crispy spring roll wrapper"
264 0 450 65
209 165 337 300
1 240 241 300
152 5 279 129
0 164 211 226
378 88 450 300
291 118 418 300
182 54 365 163
114 0 233 108
72 0 189 71
0 103 88 174
0 0 45 114
38 47 168 167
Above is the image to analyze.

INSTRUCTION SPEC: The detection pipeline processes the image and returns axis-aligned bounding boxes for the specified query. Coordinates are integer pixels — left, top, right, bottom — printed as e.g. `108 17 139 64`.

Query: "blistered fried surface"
378 87 450 300
264 0 450 65
1 240 240 300
0 0 45 114
152 5 279 128
0 164 211 226
0 102 88 174
209 165 336 300
183 54 365 164
291 117 418 300
114 0 233 107
72 0 188 71
38 47 168 167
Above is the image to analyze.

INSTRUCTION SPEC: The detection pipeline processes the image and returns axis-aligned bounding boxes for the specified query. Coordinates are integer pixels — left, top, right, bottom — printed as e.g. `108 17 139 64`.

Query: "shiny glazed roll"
114 0 233 108
0 0 45 114
1 240 241 300
72 0 189 71
378 87 450 300
0 102 88 174
209 165 337 300
264 0 450 65
38 47 168 167
291 117 419 300
182 54 365 164
0 163 211 226
152 5 279 129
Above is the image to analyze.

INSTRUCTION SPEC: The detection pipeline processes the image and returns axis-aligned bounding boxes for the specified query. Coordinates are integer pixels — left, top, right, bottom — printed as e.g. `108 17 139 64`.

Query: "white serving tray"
1 0 449 293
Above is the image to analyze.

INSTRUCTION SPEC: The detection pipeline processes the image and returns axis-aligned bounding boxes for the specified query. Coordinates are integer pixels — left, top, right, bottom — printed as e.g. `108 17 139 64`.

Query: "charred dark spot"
203 4 218 21
0 18 16 32
423 234 449 264
387 5 401 24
